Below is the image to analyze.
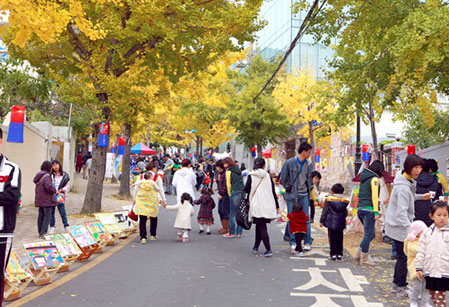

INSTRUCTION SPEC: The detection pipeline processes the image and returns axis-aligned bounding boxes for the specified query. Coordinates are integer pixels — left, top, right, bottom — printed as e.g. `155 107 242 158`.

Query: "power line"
252 0 328 103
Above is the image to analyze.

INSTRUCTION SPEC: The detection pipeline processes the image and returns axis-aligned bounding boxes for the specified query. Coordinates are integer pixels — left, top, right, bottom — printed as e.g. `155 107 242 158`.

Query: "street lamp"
354 115 362 175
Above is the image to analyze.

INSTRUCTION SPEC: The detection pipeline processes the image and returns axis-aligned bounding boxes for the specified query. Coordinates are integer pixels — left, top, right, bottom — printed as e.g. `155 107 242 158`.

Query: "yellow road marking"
8 232 138 307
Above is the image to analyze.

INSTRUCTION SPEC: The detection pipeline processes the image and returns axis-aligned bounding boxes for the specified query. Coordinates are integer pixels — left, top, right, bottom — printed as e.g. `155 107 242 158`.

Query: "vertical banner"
314 149 320 170
110 142 116 153
407 145 416 155
117 137 126 155
98 122 109 147
251 147 256 158
7 105 25 143
362 144 370 162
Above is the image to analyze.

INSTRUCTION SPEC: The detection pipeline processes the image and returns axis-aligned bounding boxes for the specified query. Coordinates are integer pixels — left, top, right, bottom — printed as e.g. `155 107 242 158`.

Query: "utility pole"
354 115 362 175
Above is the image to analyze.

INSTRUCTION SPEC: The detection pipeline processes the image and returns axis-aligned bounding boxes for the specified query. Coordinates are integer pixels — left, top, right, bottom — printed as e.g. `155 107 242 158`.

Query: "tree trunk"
81 123 107 214
308 121 316 167
196 135 200 155
368 102 379 159
256 144 262 157
119 123 132 197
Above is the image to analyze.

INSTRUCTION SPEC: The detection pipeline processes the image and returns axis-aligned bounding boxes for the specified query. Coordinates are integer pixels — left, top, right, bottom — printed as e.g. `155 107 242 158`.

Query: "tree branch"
67 24 91 61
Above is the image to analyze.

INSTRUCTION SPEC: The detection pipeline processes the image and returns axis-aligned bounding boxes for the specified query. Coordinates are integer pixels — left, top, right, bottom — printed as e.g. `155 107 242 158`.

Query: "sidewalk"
13 172 132 259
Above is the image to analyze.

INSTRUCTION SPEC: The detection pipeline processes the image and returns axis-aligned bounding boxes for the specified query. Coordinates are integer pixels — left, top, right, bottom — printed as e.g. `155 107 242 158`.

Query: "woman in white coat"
172 159 197 204
244 158 280 257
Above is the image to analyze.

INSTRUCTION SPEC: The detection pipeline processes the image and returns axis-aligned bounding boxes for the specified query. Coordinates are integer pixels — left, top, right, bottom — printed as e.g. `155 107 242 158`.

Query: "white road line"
290 256 327 266
339 268 369 292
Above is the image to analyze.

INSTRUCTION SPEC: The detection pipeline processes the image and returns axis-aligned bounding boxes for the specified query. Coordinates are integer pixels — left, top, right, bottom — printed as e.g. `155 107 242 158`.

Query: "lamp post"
354 115 362 175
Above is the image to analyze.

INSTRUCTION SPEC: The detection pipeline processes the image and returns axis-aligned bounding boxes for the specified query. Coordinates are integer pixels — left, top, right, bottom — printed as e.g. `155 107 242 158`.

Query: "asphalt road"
21 193 388 307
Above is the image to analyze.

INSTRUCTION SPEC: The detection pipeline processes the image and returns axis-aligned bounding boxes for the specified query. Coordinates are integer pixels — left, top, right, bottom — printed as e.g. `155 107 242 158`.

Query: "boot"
218 220 227 234
360 252 376 266
353 247 361 263
222 220 229 234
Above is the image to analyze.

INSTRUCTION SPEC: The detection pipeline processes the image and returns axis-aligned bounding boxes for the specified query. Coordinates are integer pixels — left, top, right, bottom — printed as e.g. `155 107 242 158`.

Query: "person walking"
82 152 90 179
415 201 449 307
287 203 308 256
34 161 57 238
223 157 245 238
415 159 442 226
245 158 280 257
320 183 349 261
75 153 82 173
280 142 313 253
49 160 70 234
163 154 174 194
165 193 195 243
355 160 384 266
172 159 197 204
145 162 167 240
216 160 230 234
133 172 165 244
0 128 21 306
194 187 215 234
385 154 430 297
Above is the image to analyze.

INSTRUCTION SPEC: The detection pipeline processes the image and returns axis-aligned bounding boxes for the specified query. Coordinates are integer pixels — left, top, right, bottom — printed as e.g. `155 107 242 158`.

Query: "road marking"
7 232 138 307
290 293 384 307
293 268 347 292
339 268 369 292
290 256 327 266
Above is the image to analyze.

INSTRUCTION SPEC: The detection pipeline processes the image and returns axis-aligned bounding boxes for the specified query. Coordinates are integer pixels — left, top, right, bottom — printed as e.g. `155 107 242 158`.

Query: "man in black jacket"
0 128 21 306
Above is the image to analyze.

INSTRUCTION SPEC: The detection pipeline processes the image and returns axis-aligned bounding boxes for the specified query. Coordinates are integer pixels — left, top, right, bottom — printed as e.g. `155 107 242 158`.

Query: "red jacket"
287 211 308 233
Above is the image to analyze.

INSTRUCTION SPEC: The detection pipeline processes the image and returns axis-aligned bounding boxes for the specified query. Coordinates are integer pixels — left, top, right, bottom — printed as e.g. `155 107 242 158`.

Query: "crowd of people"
33 143 449 306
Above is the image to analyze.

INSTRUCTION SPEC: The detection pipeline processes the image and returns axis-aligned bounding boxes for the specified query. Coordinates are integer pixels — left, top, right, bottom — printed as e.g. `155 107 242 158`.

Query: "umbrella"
130 142 156 155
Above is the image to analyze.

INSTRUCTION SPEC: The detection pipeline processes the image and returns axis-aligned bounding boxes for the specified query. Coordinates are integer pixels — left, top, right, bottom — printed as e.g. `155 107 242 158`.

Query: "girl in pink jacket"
415 201 449 307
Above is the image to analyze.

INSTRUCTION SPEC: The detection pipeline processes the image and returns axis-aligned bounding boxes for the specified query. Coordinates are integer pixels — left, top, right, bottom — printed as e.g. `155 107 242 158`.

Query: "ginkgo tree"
272 67 351 150
0 0 264 213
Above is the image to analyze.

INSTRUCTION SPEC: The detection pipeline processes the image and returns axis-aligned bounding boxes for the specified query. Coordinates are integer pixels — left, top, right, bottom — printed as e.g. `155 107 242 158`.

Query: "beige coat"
166 201 195 230
415 223 449 278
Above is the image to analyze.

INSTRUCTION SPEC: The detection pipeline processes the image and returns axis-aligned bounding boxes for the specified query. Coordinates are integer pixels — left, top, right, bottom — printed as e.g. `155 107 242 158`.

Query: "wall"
0 123 48 206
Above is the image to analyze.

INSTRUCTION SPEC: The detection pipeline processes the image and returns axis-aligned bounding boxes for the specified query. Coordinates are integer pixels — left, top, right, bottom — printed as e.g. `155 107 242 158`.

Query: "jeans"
328 229 344 256
37 207 53 235
50 203 69 228
285 194 312 246
357 210 376 253
218 195 230 220
229 191 243 236
393 239 408 287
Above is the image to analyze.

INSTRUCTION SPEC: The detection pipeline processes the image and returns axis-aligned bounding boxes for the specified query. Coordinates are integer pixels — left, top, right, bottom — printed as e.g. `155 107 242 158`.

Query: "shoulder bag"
236 176 264 230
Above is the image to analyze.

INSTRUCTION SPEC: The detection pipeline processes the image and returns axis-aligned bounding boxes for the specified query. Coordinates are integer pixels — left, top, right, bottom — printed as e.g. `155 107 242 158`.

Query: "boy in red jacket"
287 202 309 256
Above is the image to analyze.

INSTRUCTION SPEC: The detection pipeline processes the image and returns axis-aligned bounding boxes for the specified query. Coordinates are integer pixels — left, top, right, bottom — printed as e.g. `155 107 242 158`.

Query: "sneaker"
64 226 69 232
395 286 410 298
291 244 297 254
149 236 158 241
304 244 311 251
39 234 45 239
48 227 56 235
140 238 147 244
410 301 418 307
198 230 204 234
298 252 305 257
182 238 189 243
223 233 235 238
337 255 343 261
328 255 337 261
206 232 211 235
252 248 258 254
236 234 243 238
262 251 273 257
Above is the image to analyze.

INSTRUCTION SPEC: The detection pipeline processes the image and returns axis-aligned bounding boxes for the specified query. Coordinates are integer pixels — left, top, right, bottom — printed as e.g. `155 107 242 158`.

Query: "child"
273 175 287 222
133 172 164 244
415 201 449 307
287 202 309 256
404 220 430 307
309 171 322 223
320 184 349 261
165 193 195 242
194 187 216 234
203 173 211 188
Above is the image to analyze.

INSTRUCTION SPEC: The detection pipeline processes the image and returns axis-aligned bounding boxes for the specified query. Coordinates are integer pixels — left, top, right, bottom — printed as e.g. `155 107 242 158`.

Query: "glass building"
255 0 335 79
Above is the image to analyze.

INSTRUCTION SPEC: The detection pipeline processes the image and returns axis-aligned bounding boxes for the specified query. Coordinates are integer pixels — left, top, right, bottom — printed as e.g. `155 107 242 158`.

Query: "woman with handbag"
245 158 280 257
49 160 70 234
34 160 57 238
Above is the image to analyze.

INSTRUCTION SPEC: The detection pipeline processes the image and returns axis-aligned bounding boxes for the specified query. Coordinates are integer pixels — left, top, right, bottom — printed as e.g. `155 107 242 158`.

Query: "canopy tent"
130 143 156 155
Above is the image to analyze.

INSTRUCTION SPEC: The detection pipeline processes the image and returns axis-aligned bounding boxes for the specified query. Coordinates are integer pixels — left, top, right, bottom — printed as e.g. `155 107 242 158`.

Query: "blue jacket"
280 157 313 201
